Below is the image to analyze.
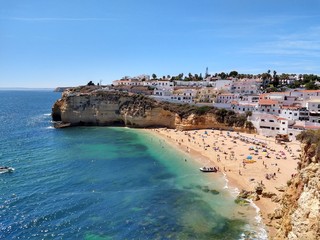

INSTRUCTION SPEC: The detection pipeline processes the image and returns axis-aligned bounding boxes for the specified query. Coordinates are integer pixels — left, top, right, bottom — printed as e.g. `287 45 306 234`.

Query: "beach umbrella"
247 155 252 159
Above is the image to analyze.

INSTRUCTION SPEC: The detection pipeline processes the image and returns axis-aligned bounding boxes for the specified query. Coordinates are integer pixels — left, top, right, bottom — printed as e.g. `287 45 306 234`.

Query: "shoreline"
145 128 301 238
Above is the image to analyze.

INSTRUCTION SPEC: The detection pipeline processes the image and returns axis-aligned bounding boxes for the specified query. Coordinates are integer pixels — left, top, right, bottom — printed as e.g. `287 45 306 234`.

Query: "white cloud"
243 25 320 57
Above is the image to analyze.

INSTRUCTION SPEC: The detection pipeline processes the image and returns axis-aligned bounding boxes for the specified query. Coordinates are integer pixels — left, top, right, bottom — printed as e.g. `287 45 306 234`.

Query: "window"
282 122 285 124
276 128 280 130
261 119 265 122
294 113 297 116
269 120 274 122
282 128 285 131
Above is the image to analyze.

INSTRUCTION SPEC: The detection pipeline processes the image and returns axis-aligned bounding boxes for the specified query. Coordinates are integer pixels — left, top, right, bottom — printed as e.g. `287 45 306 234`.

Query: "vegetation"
296 129 320 145
87 81 95 86
296 129 320 163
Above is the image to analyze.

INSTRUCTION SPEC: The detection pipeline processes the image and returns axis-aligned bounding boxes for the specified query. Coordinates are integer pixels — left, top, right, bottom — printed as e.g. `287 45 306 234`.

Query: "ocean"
0 90 267 239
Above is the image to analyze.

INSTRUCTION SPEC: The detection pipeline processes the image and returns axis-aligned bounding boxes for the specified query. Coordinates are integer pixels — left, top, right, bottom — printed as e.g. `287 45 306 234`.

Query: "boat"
0 166 15 174
199 166 218 172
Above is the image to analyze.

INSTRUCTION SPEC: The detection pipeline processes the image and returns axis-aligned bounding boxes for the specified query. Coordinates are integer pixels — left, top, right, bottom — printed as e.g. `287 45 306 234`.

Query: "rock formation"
52 86 255 132
270 130 320 240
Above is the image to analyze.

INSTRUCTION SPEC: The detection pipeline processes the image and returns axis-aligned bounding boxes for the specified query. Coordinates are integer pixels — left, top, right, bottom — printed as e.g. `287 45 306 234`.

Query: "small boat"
199 167 218 172
0 166 15 174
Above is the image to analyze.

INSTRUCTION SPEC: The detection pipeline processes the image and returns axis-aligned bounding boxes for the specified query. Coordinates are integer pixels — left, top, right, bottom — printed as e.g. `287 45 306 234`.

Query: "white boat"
199 167 217 172
0 166 15 174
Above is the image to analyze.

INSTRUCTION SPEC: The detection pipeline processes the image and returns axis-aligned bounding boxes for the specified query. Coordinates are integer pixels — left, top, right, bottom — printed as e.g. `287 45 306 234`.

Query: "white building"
279 106 301 121
231 78 261 94
248 113 293 137
216 93 236 104
257 99 281 115
231 101 257 113
306 99 320 123
290 90 320 100
174 80 212 87
215 80 232 91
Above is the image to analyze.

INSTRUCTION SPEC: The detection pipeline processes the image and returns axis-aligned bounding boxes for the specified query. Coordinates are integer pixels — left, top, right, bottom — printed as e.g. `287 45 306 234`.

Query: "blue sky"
1 0 320 88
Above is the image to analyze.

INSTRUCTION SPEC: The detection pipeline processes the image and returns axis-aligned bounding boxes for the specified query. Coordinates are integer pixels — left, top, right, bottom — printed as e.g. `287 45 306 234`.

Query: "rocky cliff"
52 86 255 131
271 130 320 240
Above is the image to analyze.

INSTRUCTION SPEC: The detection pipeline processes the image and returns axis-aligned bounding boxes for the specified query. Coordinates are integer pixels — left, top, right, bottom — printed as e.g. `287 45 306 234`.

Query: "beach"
146 128 301 237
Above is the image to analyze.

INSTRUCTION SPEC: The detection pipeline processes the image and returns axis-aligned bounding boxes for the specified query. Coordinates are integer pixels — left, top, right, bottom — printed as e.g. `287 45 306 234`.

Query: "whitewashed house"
306 99 320 123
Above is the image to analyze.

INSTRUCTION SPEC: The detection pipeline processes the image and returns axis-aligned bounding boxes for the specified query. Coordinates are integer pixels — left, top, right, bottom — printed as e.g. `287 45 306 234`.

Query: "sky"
1 0 320 88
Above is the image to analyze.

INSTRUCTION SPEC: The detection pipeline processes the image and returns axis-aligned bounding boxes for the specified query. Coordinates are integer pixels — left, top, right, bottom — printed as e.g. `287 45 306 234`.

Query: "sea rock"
249 193 260 201
261 191 277 198
271 195 281 203
275 185 286 192
273 208 283 219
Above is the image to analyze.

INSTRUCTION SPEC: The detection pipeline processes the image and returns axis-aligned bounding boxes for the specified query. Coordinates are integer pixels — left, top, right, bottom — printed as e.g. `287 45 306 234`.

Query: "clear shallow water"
0 91 266 239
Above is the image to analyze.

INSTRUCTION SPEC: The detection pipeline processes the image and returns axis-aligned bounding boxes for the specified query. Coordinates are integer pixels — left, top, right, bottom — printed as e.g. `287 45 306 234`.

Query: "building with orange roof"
258 99 281 114
290 89 320 100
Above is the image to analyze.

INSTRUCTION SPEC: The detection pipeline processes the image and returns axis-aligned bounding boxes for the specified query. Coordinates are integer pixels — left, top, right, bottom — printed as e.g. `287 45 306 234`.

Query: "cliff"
52 86 255 131
271 130 320 240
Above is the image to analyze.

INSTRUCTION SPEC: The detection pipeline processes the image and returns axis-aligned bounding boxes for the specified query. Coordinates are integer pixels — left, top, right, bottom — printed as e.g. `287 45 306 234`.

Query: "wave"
222 172 268 240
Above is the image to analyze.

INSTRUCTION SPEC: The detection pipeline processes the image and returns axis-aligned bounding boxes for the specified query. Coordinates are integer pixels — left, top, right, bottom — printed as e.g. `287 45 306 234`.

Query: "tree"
305 81 319 90
152 74 157 80
219 72 227 79
87 81 95 86
229 70 238 78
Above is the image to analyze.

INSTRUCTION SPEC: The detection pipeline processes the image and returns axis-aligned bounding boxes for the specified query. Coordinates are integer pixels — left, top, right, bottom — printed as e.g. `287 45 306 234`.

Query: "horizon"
1 0 320 88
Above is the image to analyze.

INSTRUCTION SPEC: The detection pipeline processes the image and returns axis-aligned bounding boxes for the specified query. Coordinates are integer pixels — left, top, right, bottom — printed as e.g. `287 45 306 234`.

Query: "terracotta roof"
231 101 238 104
277 117 288 121
258 99 278 105
281 106 301 110
296 90 320 93
305 125 320 130
269 92 288 95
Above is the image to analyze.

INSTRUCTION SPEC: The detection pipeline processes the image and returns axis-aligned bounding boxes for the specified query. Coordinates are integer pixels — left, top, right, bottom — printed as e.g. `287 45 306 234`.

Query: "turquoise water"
0 91 266 239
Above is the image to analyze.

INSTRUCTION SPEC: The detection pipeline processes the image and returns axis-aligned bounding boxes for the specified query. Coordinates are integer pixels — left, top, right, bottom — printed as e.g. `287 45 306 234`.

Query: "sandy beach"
146 128 301 237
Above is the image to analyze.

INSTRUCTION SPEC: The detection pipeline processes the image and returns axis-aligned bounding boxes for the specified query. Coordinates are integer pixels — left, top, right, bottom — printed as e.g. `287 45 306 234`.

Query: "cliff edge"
51 86 255 131
271 130 320 240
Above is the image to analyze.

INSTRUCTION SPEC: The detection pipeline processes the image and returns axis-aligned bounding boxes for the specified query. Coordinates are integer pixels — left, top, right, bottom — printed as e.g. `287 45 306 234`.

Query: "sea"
0 90 267 240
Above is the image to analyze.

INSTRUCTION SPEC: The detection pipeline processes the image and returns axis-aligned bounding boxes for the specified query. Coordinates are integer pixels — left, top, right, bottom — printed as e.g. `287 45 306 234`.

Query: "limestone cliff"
271 130 320 240
52 87 255 132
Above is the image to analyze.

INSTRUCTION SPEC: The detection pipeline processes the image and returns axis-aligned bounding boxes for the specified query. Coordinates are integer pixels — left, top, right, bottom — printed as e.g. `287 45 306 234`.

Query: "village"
61 71 320 141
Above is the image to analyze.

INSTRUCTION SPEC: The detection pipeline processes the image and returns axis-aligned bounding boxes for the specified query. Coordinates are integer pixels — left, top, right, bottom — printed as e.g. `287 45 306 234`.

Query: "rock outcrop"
52 87 255 131
271 130 320 240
